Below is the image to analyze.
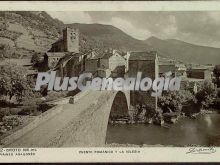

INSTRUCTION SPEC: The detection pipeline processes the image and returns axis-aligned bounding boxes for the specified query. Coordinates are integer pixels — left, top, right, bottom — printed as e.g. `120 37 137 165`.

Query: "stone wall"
85 59 98 73
108 54 126 71
129 59 158 110
63 28 79 53
190 70 212 80
47 91 130 147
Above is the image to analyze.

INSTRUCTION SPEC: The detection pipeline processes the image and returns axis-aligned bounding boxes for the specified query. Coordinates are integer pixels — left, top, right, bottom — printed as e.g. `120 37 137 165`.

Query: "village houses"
85 49 127 78
40 27 128 80
37 27 214 96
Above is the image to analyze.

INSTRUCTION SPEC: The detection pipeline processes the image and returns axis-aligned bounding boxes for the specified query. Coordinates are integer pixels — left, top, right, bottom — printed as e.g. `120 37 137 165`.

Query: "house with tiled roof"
129 51 158 61
85 49 127 78
84 50 103 74
157 57 176 78
187 65 213 80
100 50 126 71
128 50 159 112
128 51 159 79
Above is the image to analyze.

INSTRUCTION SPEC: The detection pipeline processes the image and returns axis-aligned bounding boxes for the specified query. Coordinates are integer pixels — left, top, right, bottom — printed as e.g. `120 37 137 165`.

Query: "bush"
212 89 220 110
195 80 217 109
0 108 12 121
213 65 220 88
18 105 37 116
45 91 67 102
31 52 43 67
0 109 6 121
159 90 195 113
37 104 54 113
213 98 220 110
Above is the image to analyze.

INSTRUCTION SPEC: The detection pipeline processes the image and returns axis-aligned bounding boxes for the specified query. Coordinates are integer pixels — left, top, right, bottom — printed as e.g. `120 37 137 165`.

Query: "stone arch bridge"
4 90 130 147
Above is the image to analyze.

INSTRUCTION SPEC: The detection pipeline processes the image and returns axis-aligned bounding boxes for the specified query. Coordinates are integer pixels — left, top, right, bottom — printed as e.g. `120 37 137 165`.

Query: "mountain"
0 12 149 59
67 23 220 65
145 36 220 65
1 11 219 65
0 11 64 59
67 23 150 52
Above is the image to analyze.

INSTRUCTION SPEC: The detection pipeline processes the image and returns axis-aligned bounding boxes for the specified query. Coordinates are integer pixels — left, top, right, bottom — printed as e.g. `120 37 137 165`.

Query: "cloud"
86 11 220 48
173 12 220 47
47 11 92 24
98 17 152 40
48 11 220 48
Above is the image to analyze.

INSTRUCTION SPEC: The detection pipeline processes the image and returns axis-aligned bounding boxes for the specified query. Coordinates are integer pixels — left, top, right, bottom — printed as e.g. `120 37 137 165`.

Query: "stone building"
85 50 102 74
42 27 84 77
188 65 212 80
99 50 126 78
175 63 187 77
123 52 130 72
128 51 159 111
44 52 66 69
100 50 126 71
52 52 83 78
159 61 176 78
85 49 127 78
49 28 79 53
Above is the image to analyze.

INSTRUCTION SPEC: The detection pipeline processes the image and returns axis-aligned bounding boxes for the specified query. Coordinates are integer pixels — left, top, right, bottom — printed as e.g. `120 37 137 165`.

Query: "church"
43 27 86 78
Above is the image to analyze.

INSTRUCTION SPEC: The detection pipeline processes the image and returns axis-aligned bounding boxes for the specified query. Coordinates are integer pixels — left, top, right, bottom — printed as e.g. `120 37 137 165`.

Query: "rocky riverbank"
109 108 220 127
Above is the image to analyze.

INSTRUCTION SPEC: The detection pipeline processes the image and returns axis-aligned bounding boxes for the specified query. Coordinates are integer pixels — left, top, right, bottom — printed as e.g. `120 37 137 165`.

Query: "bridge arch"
53 90 130 147
100 90 130 145
108 91 130 122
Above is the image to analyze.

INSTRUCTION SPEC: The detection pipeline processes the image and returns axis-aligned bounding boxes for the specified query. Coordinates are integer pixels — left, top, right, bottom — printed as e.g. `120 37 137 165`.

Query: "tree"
195 80 217 109
213 65 220 87
0 63 32 103
31 52 42 66
159 90 195 113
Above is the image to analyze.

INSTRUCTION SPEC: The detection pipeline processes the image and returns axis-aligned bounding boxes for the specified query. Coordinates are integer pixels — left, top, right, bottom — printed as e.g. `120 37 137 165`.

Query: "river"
106 113 220 146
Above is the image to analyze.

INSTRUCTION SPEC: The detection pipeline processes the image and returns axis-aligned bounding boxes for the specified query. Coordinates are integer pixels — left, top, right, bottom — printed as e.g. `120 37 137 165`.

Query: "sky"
47 11 220 48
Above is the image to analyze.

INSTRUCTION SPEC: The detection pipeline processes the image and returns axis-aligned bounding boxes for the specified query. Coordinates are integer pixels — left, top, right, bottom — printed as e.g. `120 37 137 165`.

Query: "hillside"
0 12 150 59
67 23 150 52
0 11 219 65
145 36 220 65
0 11 64 59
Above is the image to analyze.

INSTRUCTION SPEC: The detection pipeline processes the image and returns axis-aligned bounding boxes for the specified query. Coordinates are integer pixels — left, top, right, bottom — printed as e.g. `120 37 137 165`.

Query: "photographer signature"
186 147 216 154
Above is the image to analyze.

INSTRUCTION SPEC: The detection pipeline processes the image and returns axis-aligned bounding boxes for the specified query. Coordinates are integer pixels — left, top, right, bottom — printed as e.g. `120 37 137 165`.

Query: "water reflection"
106 114 220 146
204 115 212 127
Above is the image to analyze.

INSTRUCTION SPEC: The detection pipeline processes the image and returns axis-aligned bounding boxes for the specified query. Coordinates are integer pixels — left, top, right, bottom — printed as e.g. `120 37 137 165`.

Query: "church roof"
50 52 81 70
89 51 104 60
102 52 113 59
129 51 157 61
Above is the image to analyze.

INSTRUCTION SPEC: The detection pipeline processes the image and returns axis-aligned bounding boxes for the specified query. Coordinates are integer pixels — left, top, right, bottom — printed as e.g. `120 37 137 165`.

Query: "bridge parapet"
4 90 130 147
47 90 130 147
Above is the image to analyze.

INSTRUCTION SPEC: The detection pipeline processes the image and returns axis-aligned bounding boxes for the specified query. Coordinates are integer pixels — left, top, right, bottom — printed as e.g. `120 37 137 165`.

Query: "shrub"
18 105 37 116
212 88 220 110
0 108 11 121
159 90 195 113
31 52 43 67
213 65 220 88
37 103 54 113
0 109 6 121
195 80 217 109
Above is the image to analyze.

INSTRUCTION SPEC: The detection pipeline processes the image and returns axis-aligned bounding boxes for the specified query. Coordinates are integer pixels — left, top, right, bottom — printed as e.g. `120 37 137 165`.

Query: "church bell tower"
63 28 79 53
